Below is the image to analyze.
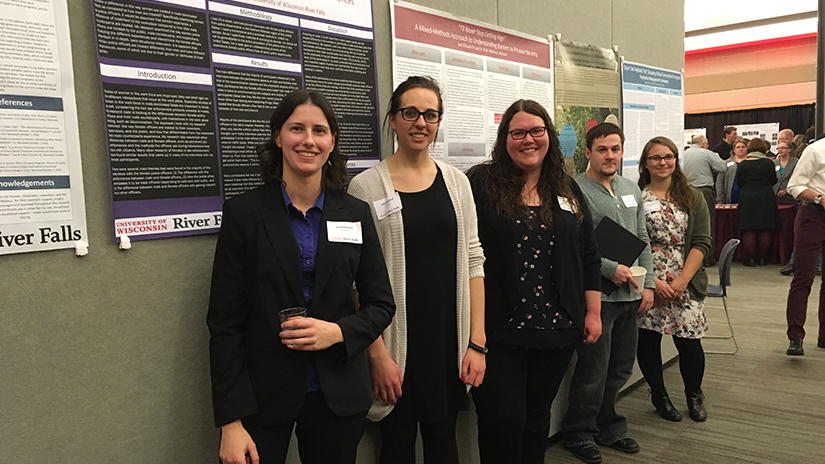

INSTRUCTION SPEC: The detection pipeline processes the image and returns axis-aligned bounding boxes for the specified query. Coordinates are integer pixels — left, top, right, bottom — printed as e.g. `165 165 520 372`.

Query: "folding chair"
705 238 740 355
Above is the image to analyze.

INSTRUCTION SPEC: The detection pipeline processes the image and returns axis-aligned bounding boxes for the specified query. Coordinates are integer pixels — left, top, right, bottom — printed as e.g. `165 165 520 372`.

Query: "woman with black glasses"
348 76 486 464
466 99 601 464
636 136 711 423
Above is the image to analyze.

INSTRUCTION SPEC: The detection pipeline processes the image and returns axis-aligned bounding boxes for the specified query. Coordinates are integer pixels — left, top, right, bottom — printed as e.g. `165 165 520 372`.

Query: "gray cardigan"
773 156 799 203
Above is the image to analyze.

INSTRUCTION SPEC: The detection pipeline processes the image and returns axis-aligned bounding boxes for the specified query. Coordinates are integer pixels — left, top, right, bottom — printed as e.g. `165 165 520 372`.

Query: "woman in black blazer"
466 100 601 464
208 90 395 464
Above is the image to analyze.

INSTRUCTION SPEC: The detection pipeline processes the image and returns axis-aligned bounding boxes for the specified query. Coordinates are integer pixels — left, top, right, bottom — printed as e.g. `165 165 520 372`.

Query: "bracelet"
468 341 488 354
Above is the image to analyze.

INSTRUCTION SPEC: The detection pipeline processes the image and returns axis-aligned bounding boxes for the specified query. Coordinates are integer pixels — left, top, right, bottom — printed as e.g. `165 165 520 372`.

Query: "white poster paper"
391 1 553 171
621 61 684 181
0 0 87 255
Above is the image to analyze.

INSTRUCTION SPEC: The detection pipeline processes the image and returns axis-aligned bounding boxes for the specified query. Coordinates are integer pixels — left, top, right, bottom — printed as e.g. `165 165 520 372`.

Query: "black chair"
705 238 740 355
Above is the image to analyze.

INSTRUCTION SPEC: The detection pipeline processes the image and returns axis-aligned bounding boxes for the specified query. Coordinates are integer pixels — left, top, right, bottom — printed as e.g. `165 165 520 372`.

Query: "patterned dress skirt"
639 189 707 339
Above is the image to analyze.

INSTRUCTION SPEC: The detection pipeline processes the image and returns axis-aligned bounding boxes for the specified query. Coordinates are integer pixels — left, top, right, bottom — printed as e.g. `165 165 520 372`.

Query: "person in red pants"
784 138 825 356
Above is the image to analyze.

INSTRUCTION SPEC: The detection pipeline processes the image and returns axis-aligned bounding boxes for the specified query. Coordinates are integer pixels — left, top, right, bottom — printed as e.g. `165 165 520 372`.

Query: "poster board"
554 40 620 174
684 128 707 148
620 61 684 181
89 0 381 242
734 122 780 151
0 0 88 255
390 1 553 171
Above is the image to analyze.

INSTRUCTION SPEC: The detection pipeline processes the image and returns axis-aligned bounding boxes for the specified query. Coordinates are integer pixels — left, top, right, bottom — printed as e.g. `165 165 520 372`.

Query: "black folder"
593 217 646 295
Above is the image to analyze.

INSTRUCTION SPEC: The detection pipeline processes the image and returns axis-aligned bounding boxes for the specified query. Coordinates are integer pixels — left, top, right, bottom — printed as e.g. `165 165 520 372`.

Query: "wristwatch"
815 194 822 205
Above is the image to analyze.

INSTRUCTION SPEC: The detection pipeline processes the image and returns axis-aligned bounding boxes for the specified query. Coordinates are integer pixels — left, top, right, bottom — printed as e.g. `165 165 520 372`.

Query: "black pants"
378 408 459 464
241 391 366 464
636 328 705 394
472 343 576 464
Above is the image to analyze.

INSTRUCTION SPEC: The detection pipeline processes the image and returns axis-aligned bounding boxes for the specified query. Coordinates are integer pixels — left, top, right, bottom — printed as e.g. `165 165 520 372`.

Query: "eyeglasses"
397 107 442 124
777 146 791 150
508 126 548 140
647 155 677 163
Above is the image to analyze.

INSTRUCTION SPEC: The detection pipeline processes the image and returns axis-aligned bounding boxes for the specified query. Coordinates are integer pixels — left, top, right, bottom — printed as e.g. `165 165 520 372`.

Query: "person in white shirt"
784 138 825 356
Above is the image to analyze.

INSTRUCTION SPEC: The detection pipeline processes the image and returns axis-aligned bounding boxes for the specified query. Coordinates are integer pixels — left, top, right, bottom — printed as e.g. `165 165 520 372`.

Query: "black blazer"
207 181 395 427
468 169 601 337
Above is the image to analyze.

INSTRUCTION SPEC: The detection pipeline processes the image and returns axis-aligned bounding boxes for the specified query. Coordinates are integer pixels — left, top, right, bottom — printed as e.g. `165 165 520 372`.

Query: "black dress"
393 167 467 422
736 156 780 230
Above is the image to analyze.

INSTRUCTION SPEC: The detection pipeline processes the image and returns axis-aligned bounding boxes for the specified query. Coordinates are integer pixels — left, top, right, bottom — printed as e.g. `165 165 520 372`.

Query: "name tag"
622 194 638 208
373 192 402 221
327 221 362 244
775 165 781 171
558 196 578 213
644 201 660 214
727 161 735 167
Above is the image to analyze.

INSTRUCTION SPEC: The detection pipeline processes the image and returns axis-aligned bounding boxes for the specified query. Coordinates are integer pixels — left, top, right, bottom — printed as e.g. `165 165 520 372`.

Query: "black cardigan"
468 169 601 337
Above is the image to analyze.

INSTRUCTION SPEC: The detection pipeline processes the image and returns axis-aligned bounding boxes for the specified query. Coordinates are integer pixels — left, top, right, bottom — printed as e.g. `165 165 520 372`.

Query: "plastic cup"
629 266 647 294
278 307 306 329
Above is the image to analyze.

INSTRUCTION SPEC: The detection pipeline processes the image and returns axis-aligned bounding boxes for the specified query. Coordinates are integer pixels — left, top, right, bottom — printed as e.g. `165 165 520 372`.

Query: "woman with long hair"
348 76 486 464
208 89 395 464
466 99 601 464
636 136 712 422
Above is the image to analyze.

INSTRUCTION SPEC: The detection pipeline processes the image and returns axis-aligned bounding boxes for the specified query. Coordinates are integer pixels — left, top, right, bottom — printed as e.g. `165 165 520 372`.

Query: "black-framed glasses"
397 107 442 124
648 155 677 163
508 126 548 140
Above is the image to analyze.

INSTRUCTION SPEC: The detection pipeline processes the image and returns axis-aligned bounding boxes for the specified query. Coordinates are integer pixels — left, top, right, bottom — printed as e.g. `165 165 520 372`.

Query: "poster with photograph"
391 1 553 171
554 40 620 174
621 61 684 181
0 0 87 255
90 0 381 242
734 123 779 151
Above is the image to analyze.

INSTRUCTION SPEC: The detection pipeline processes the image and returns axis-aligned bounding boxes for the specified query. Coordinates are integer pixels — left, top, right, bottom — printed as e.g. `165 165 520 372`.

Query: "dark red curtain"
685 103 815 146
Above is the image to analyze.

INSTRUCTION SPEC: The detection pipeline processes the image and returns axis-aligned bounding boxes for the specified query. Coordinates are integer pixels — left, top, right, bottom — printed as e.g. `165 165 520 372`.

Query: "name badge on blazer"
775 165 781 172
327 221 362 244
373 193 402 220
727 161 735 167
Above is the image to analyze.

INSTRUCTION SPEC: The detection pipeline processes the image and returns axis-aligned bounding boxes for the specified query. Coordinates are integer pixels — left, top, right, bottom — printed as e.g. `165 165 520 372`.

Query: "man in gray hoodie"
562 123 654 464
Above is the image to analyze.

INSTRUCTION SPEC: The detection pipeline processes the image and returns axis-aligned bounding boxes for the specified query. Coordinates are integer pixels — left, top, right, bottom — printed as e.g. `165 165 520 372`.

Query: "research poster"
554 40 620 174
620 61 684 181
90 0 381 242
734 123 779 151
391 1 553 171
0 0 87 255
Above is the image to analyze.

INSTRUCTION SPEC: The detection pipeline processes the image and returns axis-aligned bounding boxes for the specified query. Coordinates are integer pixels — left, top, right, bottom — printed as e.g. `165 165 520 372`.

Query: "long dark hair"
637 136 693 214
383 75 444 137
257 89 348 194
467 99 582 224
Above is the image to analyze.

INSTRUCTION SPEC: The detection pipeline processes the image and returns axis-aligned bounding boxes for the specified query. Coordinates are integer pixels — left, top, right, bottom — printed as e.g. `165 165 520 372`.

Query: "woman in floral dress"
636 136 712 423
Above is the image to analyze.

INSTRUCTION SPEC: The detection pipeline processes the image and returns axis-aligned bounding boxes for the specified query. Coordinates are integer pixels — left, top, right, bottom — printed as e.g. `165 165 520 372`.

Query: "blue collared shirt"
281 183 324 392
281 183 325 312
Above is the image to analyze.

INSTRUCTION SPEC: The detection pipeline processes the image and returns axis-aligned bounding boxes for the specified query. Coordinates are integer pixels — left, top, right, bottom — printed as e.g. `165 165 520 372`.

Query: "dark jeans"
241 391 366 464
378 409 459 464
562 300 639 447
472 342 576 464
786 204 825 340
636 328 705 394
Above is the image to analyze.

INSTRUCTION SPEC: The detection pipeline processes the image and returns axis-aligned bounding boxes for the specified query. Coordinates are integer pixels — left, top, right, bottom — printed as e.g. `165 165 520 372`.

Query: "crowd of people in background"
206 78 825 464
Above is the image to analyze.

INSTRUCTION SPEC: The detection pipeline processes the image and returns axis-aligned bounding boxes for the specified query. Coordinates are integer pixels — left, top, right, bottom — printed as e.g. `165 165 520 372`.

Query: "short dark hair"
384 76 443 134
746 137 769 154
586 122 625 150
722 126 737 138
257 89 348 194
